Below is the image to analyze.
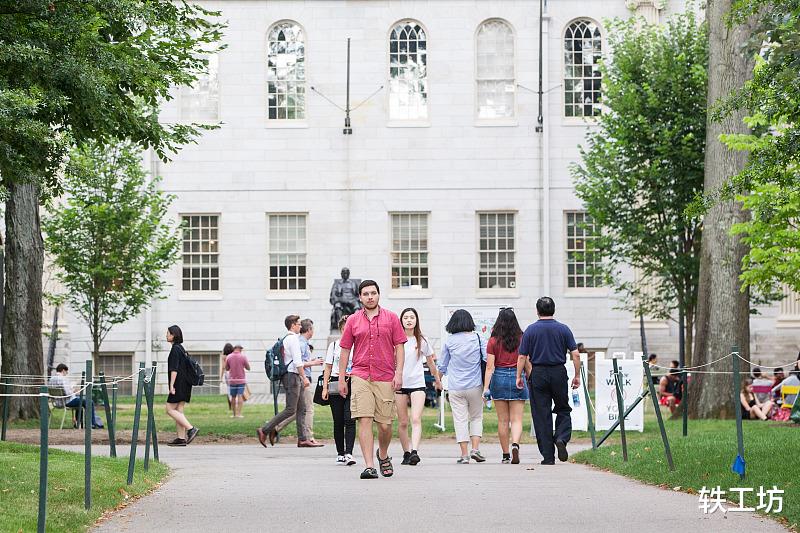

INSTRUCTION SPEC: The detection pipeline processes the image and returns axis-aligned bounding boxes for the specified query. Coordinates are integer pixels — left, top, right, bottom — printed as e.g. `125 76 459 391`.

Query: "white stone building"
55 0 799 393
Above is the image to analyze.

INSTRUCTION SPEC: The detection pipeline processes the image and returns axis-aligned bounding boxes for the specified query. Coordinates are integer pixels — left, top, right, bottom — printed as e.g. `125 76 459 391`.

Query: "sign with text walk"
594 352 645 432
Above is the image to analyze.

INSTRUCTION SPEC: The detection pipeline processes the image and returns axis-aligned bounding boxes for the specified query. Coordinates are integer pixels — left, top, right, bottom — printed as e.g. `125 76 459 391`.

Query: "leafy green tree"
720 1 800 296
0 1 223 418
571 13 707 359
43 141 180 368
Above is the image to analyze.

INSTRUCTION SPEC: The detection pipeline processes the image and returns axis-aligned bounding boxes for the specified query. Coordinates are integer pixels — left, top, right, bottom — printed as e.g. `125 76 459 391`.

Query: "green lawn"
107 393 556 442
0 441 169 533
574 417 799 530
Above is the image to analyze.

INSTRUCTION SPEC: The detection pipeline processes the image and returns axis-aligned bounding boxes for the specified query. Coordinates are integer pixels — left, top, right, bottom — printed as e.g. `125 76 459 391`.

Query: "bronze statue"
330 267 361 330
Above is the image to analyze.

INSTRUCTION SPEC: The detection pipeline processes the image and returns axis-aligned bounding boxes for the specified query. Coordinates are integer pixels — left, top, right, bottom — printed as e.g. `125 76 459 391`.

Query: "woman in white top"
322 315 356 466
396 308 442 466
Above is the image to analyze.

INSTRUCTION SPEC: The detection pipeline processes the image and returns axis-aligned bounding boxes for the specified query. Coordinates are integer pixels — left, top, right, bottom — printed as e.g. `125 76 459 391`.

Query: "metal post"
149 361 159 462
37 386 49 533
78 371 85 428
111 382 118 430
679 308 687 437
642 353 674 470
732 345 746 480
1 382 8 441
99 373 116 458
612 358 628 461
580 363 596 449
84 360 92 509
143 367 154 471
127 363 146 485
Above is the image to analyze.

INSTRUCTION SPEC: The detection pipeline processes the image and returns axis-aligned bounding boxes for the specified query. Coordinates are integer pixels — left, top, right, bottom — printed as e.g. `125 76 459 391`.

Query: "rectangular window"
391 213 429 289
181 215 220 292
478 212 516 289
566 211 602 288
268 214 307 291
97 353 134 396
190 353 220 396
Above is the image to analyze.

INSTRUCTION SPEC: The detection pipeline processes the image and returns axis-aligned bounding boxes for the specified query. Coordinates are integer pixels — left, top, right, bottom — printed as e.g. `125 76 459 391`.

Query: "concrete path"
68 442 785 532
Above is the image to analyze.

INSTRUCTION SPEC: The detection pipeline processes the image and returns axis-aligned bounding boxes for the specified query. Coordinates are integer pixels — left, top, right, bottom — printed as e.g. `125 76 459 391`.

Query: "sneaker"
345 454 357 466
408 450 420 466
540 459 555 465
186 427 199 444
167 438 187 447
470 449 486 463
456 456 470 464
401 451 411 465
336 455 346 465
502 454 511 464
555 440 569 462
511 444 520 465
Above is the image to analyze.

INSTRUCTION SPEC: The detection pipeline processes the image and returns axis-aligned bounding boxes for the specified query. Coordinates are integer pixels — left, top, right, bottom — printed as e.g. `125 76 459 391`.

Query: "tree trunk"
0 181 44 420
688 0 756 419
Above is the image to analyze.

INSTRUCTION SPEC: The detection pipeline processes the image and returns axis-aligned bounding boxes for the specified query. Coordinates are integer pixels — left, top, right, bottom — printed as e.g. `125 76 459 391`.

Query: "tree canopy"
43 141 180 362
571 12 707 354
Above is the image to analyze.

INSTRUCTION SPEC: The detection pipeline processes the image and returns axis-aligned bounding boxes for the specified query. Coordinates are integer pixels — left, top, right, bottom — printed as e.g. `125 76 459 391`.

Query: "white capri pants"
449 385 484 443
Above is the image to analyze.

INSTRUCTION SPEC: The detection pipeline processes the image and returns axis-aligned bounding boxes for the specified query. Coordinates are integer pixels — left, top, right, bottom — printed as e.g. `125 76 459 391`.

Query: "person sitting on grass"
658 365 682 414
772 368 800 408
741 379 773 420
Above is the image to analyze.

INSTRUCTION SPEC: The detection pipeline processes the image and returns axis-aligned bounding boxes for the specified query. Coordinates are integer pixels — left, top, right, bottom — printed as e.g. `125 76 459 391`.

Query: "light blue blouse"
437 332 487 391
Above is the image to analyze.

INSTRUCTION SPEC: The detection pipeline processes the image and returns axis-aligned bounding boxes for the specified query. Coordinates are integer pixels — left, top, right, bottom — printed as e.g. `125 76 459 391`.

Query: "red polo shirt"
339 307 406 382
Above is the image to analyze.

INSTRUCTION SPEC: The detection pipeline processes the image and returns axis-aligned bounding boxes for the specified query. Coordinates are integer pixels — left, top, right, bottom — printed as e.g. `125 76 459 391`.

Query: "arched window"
388 21 427 121
267 21 306 120
476 19 515 119
564 19 602 118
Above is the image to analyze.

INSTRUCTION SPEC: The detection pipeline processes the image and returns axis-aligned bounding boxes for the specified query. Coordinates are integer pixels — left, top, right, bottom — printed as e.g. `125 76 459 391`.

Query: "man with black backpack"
257 315 311 447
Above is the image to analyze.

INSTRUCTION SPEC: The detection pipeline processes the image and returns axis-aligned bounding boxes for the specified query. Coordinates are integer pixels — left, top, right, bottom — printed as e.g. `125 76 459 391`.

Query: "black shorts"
396 387 426 395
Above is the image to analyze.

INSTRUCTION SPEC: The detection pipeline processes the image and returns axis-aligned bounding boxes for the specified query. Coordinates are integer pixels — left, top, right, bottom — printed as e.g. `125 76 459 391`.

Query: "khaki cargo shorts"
350 376 396 424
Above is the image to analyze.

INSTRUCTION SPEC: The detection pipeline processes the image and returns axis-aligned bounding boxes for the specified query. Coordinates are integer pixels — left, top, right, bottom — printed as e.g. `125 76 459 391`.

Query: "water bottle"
572 389 580 407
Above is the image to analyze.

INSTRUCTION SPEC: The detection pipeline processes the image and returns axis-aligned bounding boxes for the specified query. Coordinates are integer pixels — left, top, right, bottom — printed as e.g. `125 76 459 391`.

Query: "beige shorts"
350 376 396 424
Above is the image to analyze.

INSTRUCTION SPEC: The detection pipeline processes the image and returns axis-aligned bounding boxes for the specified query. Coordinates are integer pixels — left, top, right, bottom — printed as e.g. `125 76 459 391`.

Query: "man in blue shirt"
516 297 580 464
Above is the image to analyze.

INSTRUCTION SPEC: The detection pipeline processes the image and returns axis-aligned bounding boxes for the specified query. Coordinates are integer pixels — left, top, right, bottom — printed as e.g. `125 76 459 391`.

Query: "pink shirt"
225 351 250 385
339 307 406 382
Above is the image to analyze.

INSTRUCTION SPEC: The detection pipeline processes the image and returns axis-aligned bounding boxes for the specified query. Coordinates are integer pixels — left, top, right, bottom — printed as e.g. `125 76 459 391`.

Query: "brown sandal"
376 450 394 477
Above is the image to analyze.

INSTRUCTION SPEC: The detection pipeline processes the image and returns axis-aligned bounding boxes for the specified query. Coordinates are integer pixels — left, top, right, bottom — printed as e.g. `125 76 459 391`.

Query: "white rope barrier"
735 353 800 370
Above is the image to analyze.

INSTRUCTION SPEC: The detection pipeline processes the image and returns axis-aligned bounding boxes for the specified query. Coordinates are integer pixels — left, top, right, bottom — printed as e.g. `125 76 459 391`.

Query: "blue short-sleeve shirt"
519 319 577 366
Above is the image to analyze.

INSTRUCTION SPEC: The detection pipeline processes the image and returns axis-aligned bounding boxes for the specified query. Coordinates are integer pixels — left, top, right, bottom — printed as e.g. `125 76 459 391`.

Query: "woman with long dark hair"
438 309 487 464
165 325 199 446
396 308 441 466
483 308 529 463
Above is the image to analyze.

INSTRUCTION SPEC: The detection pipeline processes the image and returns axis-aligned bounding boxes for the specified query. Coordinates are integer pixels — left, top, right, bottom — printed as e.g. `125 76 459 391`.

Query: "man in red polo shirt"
338 280 406 479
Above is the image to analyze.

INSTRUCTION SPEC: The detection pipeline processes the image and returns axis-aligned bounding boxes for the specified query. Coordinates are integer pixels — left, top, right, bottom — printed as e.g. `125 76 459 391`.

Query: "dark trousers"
329 379 355 455
65 397 102 427
529 365 572 462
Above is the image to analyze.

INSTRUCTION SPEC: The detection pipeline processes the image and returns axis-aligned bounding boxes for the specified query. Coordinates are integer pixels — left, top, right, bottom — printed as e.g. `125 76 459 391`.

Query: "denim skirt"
489 367 529 401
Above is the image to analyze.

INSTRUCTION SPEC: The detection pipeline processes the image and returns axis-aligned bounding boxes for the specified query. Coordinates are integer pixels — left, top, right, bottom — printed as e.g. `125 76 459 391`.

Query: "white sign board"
594 352 645 432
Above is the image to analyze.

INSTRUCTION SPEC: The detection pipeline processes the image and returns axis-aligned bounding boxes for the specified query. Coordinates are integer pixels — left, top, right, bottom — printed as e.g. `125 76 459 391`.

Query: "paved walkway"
67 442 785 532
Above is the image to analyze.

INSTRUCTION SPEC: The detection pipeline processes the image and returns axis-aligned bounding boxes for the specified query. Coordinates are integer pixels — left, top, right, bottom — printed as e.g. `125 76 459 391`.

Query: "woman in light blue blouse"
438 309 488 464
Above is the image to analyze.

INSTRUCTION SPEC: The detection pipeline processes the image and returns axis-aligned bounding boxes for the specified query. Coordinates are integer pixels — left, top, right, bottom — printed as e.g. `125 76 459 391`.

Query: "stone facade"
55 0 799 392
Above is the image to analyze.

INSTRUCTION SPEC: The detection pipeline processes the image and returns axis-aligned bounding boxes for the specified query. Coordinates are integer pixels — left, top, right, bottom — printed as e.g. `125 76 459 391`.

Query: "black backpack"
264 336 289 382
181 346 205 386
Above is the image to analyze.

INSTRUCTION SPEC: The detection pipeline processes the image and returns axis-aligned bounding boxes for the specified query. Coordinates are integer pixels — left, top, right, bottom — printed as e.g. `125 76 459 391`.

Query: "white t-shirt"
325 340 352 378
402 336 433 389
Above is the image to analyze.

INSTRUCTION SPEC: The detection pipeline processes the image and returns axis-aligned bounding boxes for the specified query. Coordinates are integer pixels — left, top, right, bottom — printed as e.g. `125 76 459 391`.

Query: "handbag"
313 375 330 406
242 384 251 402
477 333 487 384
